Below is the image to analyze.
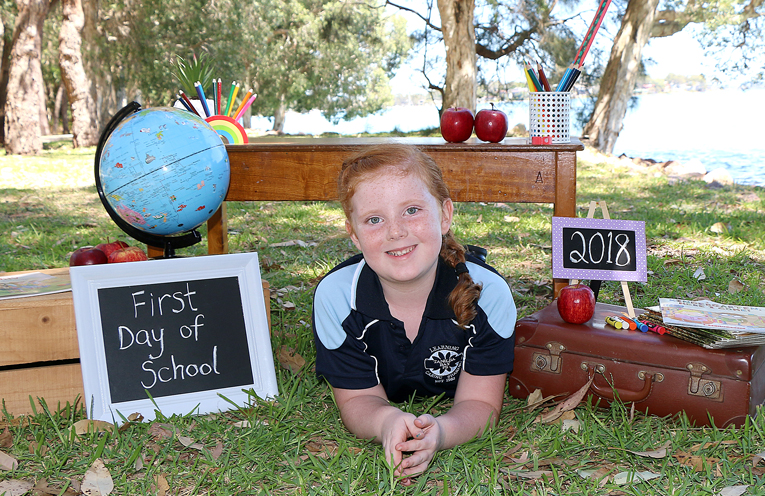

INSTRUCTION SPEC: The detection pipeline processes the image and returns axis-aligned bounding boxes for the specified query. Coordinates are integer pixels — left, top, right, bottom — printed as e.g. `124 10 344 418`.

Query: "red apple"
440 107 474 143
474 103 508 143
95 240 130 259
108 246 149 263
69 246 108 266
557 284 596 324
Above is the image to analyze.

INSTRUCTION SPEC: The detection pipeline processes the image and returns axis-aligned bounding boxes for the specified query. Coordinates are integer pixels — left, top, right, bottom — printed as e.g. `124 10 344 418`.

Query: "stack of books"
640 298 765 349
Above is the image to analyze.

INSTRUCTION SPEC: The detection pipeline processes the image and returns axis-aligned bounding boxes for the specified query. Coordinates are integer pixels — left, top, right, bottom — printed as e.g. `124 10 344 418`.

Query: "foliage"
171 53 216 96
246 0 411 125
1 141 765 493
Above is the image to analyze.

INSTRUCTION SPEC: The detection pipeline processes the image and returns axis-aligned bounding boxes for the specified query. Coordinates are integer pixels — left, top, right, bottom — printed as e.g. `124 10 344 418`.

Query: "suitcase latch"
531 342 565 374
687 362 723 402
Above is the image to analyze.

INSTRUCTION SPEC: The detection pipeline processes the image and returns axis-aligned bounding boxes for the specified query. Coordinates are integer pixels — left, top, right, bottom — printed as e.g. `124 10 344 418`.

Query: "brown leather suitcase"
508 302 765 427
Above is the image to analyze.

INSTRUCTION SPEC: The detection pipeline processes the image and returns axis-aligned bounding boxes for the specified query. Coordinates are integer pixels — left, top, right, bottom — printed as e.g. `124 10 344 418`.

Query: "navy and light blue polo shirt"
312 253 516 403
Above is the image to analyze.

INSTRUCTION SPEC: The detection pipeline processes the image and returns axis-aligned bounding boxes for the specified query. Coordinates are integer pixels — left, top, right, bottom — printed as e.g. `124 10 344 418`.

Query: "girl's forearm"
435 399 500 450
338 394 403 442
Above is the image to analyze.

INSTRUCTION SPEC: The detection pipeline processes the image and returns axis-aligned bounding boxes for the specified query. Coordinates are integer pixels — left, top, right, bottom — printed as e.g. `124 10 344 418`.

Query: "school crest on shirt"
424 345 463 384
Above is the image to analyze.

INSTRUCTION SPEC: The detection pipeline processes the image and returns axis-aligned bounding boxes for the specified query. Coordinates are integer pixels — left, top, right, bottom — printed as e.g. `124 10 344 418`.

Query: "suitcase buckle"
531 342 566 374
687 362 723 401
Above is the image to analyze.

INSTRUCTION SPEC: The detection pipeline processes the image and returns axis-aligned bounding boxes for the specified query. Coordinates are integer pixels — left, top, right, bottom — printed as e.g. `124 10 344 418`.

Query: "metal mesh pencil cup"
529 93 570 143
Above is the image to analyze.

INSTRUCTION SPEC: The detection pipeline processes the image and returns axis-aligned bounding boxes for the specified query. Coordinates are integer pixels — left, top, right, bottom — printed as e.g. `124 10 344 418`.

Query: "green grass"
2 142 765 494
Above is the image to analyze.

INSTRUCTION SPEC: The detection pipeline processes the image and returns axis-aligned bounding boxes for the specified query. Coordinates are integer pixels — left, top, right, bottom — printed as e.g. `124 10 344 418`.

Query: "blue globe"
98 107 230 237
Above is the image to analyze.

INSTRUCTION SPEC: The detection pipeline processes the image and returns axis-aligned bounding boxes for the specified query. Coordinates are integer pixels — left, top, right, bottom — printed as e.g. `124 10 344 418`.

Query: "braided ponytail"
441 231 482 329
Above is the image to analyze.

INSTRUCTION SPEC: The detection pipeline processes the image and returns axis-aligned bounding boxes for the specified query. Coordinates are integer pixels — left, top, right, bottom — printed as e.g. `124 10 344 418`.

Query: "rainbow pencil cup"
529 92 570 144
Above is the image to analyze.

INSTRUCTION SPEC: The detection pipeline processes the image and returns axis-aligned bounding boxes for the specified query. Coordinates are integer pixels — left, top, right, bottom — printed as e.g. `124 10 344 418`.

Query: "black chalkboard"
552 216 647 282
98 277 254 403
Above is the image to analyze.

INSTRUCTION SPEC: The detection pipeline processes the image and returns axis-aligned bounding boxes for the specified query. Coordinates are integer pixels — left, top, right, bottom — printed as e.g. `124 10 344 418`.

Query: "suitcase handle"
587 366 655 403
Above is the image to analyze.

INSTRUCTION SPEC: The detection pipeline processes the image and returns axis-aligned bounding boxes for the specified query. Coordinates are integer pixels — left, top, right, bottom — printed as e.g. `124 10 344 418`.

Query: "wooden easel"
571 200 636 318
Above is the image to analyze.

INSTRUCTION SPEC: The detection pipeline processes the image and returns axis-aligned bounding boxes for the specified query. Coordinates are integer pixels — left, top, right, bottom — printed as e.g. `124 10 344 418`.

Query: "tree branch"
385 0 441 31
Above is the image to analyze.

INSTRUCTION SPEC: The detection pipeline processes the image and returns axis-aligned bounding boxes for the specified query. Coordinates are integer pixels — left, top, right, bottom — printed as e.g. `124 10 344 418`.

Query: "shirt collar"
355 257 458 321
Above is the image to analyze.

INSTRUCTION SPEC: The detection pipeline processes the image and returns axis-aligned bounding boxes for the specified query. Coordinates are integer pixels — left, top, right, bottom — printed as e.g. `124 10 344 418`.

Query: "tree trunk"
582 0 660 154
54 83 69 133
438 0 476 113
272 93 286 133
5 0 52 155
0 15 10 144
59 0 98 147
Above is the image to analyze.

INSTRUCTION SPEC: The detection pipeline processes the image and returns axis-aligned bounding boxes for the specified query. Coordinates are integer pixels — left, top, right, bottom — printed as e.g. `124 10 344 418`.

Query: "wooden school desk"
147 137 584 296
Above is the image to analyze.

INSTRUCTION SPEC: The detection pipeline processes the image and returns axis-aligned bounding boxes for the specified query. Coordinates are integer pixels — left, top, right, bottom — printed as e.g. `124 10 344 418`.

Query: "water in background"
249 88 765 187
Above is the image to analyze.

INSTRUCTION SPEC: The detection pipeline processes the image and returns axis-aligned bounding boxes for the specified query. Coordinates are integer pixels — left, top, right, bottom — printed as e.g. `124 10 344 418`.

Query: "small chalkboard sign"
552 216 647 282
71 253 277 423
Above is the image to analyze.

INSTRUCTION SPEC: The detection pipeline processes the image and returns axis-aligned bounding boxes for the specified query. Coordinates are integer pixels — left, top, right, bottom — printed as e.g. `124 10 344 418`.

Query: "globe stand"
94 102 204 258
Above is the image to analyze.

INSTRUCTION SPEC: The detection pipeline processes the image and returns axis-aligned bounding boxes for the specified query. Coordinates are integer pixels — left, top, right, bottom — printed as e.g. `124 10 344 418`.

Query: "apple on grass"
108 246 149 263
474 103 509 143
440 107 474 143
95 240 129 258
69 246 108 266
557 283 596 324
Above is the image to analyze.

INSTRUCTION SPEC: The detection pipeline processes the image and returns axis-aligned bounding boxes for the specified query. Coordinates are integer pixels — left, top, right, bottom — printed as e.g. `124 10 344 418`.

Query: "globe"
96 104 230 253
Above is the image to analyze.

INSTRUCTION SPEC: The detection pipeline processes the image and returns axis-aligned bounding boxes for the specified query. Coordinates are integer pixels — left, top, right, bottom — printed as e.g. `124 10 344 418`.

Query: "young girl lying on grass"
312 144 516 483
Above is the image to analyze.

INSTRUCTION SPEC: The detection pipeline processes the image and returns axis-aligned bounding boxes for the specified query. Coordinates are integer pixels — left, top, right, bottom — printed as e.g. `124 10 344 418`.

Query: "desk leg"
553 151 578 298
207 204 228 255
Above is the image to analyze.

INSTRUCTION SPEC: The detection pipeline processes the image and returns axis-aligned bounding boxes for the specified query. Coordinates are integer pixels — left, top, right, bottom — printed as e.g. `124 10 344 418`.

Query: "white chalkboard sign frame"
71 252 277 424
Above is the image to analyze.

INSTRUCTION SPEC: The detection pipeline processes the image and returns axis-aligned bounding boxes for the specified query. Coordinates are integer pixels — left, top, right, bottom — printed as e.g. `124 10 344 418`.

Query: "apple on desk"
474 103 508 143
69 246 108 266
95 240 129 259
557 283 596 324
440 107 474 143
108 246 149 263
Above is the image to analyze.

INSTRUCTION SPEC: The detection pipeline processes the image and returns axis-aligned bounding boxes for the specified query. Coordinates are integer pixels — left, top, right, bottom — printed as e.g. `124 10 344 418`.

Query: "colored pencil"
194 81 211 117
224 81 236 117
563 65 583 92
176 94 194 113
179 90 200 116
212 79 219 116
216 79 222 115
523 65 537 92
232 89 253 120
537 62 551 92
574 0 613 66
234 93 258 121
227 84 241 117
525 62 543 92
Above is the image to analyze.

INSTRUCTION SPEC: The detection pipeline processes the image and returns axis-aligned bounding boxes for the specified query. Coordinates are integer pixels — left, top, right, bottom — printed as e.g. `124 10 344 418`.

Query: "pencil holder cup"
529 93 570 144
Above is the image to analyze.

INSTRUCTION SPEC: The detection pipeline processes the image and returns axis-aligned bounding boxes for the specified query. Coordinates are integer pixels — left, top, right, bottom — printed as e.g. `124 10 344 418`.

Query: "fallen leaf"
612 471 661 485
133 455 144 472
148 423 174 440
752 451 765 466
153 474 170 496
664 258 682 266
527 389 543 406
178 436 204 450
281 301 296 310
503 215 520 223
673 452 719 472
0 480 34 496
728 278 746 294
0 428 12 448
693 267 706 281
210 440 224 460
81 458 114 496
717 485 751 496
232 420 251 428
127 412 144 422
536 375 594 424
691 440 738 451
73 419 115 435
710 222 729 234
0 450 18 471
269 239 316 248
476 214 483 223
505 469 553 480
561 419 580 433
277 346 306 373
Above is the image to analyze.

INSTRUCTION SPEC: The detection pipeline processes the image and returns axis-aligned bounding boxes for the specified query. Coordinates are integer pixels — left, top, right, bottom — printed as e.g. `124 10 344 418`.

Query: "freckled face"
346 168 453 290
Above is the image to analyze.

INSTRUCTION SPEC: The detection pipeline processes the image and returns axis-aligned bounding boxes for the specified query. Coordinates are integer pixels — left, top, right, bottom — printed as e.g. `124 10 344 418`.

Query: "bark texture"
59 0 98 147
438 0 476 113
5 0 52 155
582 0 660 154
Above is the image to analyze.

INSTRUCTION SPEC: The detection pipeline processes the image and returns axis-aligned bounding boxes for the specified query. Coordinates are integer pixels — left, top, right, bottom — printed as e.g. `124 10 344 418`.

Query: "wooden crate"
0 267 271 417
